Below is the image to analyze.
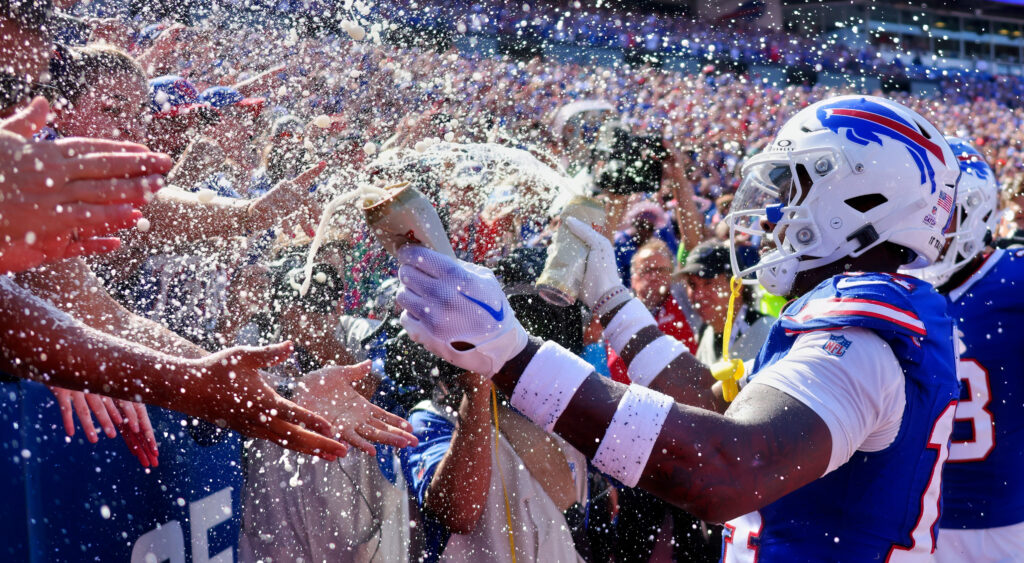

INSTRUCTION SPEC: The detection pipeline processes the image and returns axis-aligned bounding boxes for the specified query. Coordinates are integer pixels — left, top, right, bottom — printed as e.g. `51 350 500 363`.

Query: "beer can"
536 195 607 306
363 183 456 258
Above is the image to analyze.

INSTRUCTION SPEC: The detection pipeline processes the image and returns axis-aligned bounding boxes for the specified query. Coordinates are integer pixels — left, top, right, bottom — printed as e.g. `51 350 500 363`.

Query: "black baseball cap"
675 240 732 279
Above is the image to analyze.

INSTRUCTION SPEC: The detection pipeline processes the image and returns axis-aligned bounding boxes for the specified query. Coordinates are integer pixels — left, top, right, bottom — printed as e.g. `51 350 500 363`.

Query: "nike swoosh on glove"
395 245 529 377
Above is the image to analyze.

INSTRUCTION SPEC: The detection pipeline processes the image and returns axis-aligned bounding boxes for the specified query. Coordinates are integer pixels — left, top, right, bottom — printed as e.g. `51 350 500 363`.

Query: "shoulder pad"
780 273 934 338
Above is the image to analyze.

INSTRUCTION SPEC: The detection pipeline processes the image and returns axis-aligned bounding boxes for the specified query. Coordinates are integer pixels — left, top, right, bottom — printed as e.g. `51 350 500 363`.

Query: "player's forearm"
550 374 739 519
493 339 822 522
424 386 494 534
599 300 720 411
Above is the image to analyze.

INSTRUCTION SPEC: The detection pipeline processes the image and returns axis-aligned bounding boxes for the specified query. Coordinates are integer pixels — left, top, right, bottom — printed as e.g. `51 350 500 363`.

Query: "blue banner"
0 379 243 562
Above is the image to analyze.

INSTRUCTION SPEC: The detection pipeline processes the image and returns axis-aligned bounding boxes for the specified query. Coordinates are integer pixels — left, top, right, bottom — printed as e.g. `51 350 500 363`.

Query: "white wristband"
604 298 657 354
510 341 594 432
628 335 691 387
593 285 633 319
592 384 673 487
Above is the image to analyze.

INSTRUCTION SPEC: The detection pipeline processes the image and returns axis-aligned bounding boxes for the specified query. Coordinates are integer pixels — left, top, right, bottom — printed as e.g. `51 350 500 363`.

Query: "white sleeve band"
627 335 691 387
592 384 674 487
510 340 594 433
604 298 657 354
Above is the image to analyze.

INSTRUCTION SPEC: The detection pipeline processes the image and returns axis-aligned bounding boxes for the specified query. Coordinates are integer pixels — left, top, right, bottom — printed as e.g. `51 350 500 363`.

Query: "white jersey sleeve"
747 327 906 475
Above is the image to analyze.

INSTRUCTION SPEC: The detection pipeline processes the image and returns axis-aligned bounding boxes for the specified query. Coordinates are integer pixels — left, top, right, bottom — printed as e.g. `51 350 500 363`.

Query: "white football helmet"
725 95 961 296
902 137 1000 287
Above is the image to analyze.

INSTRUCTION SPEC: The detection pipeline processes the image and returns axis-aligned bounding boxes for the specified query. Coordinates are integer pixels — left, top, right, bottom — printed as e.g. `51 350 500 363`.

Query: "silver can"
536 195 607 306
363 183 456 258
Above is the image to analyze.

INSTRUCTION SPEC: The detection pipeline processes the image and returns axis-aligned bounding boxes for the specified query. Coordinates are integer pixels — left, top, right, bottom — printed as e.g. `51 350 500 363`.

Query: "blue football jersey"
940 248 1024 530
723 272 959 562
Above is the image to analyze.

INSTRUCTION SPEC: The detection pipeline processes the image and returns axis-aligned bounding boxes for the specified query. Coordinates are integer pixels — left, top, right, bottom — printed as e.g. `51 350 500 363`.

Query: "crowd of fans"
84 0 1024 89
4 0 1024 560
268 0 932 78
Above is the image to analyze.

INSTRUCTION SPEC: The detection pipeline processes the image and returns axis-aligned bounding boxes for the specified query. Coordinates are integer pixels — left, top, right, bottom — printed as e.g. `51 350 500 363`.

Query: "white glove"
395 245 529 377
564 216 626 309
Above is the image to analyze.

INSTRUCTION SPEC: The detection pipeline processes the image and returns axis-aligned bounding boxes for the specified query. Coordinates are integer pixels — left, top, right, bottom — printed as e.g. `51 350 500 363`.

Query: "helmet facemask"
726 146 889 296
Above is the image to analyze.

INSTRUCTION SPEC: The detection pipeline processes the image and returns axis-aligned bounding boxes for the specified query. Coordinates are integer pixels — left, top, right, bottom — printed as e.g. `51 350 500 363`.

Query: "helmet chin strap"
757 232 872 296
756 250 800 296
710 276 746 402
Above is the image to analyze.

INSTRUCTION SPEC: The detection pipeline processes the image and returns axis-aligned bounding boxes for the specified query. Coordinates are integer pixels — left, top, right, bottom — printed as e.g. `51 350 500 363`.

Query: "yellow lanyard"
491 386 517 563
710 277 746 402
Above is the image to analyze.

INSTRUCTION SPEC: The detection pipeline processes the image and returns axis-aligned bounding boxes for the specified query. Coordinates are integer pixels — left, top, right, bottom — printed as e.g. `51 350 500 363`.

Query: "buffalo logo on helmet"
949 139 992 181
816 98 947 193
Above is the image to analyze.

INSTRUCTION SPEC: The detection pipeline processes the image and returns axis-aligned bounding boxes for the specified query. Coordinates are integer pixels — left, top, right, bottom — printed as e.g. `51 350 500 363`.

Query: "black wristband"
599 300 629 326
492 336 544 391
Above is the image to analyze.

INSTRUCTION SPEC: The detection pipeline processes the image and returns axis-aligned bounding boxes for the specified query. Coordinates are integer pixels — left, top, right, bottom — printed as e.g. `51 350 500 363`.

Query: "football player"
394 96 961 561
902 138 1024 562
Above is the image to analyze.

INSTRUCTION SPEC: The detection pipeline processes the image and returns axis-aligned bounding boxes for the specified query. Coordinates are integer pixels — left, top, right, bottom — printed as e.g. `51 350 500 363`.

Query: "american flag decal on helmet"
937 191 953 214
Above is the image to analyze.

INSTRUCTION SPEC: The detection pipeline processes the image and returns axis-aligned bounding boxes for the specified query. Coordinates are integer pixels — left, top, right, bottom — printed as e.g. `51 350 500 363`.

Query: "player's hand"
174 342 350 460
396 245 529 377
564 216 625 309
294 361 418 456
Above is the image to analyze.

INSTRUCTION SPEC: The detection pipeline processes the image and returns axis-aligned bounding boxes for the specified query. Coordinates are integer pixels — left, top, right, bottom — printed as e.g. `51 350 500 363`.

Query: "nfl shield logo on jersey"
823 334 852 357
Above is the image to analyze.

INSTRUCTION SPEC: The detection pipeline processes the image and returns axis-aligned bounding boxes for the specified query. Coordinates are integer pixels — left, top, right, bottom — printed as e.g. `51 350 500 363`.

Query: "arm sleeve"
747 327 906 475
